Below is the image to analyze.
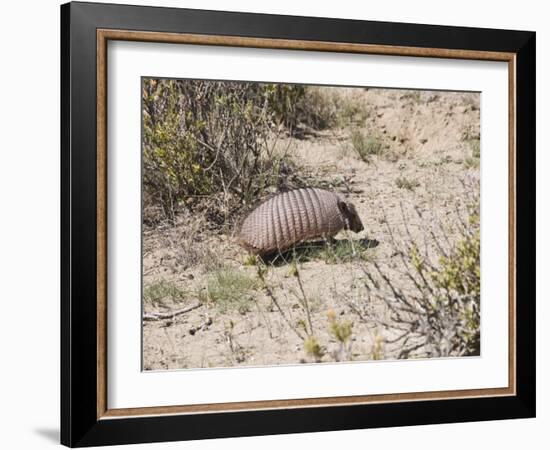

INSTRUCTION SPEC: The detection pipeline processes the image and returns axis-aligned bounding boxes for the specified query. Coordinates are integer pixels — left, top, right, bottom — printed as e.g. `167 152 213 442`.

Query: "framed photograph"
61 1 535 447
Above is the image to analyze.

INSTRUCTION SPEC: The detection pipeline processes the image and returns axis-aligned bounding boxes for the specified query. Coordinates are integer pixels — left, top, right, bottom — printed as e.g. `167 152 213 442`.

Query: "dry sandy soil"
142 88 480 371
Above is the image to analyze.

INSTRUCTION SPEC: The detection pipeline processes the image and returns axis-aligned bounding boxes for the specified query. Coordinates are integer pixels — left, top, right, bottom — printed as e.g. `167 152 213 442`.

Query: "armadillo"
236 187 364 255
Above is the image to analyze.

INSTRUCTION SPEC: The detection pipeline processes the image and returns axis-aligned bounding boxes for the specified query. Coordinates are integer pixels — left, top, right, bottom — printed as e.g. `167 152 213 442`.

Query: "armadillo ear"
337 200 351 229
337 199 349 216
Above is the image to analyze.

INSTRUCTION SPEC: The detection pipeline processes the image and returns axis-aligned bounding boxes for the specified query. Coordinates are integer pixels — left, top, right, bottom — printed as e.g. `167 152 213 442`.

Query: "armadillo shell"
237 188 346 255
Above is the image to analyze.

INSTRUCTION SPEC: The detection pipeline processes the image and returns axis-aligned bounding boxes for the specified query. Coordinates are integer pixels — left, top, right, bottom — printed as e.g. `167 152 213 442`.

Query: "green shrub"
327 309 354 361
327 311 353 344
304 336 325 362
429 214 480 354
142 79 292 224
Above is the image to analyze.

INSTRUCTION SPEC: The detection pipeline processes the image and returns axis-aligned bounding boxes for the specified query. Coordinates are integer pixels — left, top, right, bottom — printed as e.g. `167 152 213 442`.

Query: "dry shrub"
143 209 222 274
269 85 369 135
362 191 480 359
267 85 338 133
142 78 293 226
295 87 341 130
351 129 383 162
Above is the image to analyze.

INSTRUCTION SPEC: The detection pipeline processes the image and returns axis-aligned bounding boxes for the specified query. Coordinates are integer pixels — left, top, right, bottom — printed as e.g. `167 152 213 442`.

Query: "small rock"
189 327 196 336
420 138 428 144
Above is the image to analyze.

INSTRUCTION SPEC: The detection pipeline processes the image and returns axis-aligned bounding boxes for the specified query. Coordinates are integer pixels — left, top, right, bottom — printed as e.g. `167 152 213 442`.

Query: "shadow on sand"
260 237 379 266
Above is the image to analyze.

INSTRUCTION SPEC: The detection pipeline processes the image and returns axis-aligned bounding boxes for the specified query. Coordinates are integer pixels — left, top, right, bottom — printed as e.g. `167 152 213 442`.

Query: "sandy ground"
142 88 480 371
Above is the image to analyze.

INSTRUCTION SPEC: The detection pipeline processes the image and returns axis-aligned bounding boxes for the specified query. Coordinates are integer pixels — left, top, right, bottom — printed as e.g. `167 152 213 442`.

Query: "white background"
0 0 546 449
108 42 509 408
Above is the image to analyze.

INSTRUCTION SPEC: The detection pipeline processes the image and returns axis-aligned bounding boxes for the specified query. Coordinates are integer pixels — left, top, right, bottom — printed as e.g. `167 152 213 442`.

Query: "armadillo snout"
348 217 364 233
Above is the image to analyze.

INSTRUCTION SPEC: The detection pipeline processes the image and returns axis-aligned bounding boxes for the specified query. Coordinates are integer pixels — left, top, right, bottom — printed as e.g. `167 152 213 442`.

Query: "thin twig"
143 302 203 321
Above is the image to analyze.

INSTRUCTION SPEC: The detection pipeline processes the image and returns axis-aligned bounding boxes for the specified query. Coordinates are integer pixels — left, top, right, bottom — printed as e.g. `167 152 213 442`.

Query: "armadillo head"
337 200 364 233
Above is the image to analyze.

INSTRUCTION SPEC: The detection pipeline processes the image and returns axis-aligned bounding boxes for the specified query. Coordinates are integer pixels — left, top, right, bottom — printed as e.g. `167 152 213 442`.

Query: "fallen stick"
143 303 203 321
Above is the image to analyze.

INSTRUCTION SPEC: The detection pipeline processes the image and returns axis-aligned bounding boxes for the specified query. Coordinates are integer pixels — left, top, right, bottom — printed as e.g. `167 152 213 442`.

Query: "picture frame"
60 1 535 447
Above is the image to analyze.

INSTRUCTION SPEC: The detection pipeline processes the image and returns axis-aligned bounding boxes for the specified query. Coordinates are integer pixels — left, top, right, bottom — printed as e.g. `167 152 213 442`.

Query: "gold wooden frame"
96 29 516 420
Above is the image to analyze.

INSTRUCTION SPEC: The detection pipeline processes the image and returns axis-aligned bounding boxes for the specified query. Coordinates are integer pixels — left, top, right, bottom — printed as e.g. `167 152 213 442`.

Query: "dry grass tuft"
143 279 186 309
198 268 260 313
